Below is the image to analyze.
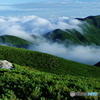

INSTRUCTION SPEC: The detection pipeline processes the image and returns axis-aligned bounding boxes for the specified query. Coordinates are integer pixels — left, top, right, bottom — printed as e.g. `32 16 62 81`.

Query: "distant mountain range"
1 15 100 47
44 15 100 46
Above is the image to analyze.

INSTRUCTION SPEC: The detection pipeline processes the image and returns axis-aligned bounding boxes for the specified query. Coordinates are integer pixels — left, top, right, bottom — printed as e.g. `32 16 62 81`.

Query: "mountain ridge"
43 15 100 46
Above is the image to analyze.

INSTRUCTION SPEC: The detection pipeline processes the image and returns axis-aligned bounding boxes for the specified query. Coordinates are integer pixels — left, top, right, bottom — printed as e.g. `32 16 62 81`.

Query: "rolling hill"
0 45 100 99
0 35 32 48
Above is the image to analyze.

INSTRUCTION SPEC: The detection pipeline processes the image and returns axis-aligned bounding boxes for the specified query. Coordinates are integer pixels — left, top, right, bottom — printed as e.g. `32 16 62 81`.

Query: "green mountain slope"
0 45 100 79
78 15 100 29
0 64 99 100
0 35 32 48
0 45 100 99
43 29 89 45
77 15 100 45
44 15 100 46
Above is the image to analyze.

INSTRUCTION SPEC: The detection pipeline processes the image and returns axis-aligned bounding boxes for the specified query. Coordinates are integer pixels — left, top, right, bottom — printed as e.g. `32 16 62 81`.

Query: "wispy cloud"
0 1 100 17
0 15 82 37
9 1 100 17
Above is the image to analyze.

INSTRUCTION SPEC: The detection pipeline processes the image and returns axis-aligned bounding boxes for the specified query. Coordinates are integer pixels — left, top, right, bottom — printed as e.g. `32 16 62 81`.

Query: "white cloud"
0 18 6 22
29 42 100 65
7 16 20 22
0 15 83 40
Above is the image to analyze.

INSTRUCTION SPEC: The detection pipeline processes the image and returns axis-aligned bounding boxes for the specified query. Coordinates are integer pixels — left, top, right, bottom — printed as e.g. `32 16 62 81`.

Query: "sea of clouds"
0 15 100 65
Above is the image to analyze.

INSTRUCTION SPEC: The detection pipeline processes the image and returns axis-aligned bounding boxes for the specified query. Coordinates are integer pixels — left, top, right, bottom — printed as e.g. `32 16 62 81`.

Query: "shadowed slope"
94 61 100 67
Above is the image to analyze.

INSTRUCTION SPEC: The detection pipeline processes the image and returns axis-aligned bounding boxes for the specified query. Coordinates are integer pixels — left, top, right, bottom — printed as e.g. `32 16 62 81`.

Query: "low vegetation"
0 64 100 100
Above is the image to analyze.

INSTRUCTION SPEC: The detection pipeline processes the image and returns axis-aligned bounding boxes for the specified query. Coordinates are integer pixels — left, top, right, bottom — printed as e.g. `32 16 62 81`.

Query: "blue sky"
0 0 59 4
0 0 100 18
0 0 98 4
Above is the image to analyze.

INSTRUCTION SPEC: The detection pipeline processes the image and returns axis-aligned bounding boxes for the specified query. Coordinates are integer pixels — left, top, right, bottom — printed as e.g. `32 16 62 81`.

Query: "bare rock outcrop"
0 60 14 70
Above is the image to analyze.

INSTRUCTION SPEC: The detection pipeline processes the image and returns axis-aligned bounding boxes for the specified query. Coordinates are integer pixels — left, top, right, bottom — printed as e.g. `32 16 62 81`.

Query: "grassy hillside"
44 15 100 46
43 29 84 45
0 35 32 48
78 15 100 45
0 45 100 79
0 64 99 100
84 15 100 29
0 45 100 99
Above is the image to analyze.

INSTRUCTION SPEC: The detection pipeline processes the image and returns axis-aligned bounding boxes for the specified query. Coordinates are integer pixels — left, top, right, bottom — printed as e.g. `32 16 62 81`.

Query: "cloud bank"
0 15 100 65
28 40 100 65
0 15 82 37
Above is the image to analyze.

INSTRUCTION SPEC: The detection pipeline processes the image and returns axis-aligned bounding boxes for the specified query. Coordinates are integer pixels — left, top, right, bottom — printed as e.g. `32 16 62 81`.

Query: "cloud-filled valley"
0 15 82 39
0 15 100 65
